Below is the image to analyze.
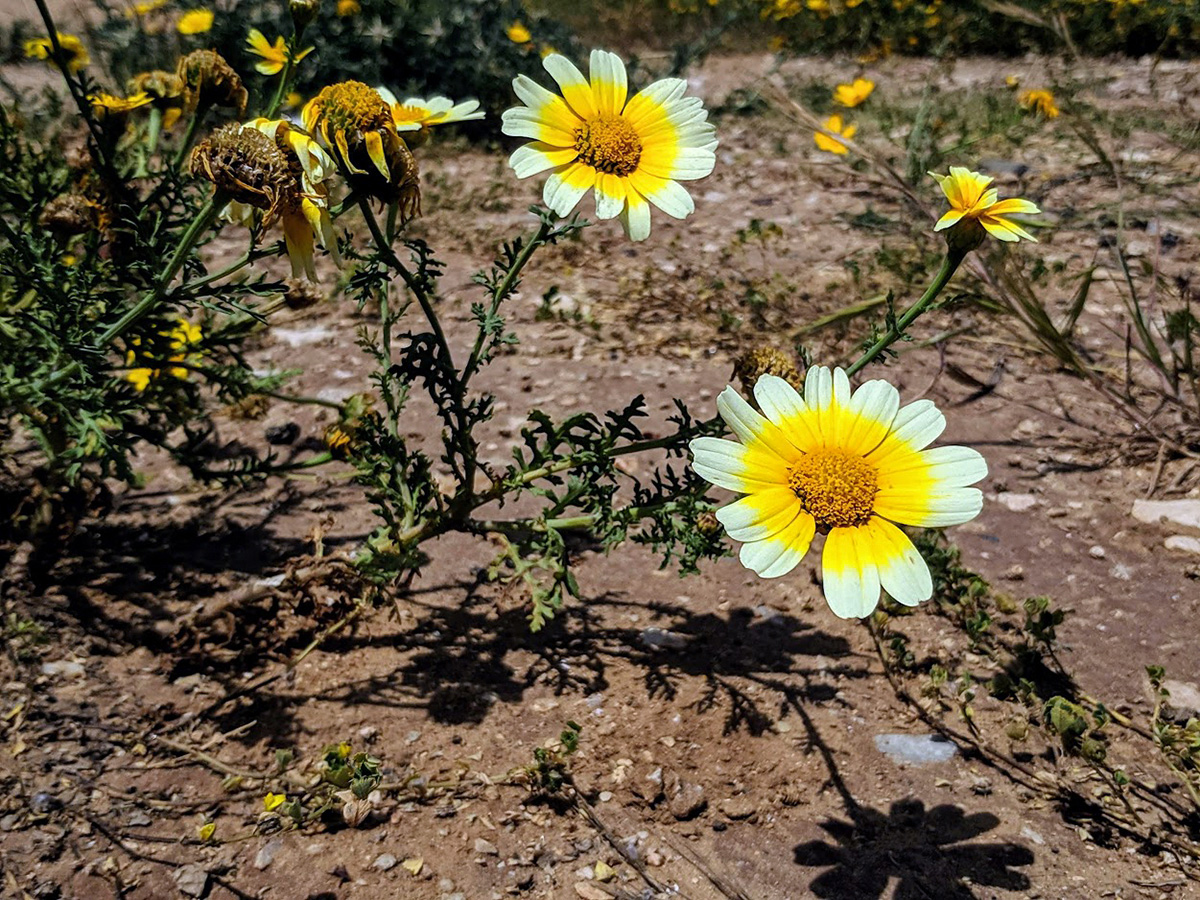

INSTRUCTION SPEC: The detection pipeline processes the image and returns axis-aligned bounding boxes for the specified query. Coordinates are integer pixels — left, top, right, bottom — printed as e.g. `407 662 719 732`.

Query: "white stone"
1131 499 1200 531
992 493 1039 512
874 734 959 765
273 326 333 348
1165 535 1200 554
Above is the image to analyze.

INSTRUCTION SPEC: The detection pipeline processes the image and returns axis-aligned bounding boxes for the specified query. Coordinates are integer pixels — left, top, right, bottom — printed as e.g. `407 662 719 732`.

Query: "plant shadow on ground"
793 798 1035 899
288 585 868 735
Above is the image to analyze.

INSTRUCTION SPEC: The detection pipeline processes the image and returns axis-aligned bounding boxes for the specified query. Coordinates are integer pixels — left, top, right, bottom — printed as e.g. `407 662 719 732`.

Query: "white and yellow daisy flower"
690 366 987 619
501 49 717 242
374 89 484 145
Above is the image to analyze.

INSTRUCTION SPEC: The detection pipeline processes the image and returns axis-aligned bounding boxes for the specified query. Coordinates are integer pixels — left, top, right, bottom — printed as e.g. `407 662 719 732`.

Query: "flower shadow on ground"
794 798 1035 899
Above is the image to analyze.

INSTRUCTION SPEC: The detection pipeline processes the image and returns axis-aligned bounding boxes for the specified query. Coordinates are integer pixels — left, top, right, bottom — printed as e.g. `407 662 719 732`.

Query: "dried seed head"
695 511 722 536
128 69 184 102
190 124 299 224
733 347 804 397
177 49 247 116
283 278 323 310
40 193 99 235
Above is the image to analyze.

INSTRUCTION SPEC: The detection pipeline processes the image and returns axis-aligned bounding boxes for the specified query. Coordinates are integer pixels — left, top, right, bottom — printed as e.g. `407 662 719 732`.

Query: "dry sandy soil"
2 12 1200 900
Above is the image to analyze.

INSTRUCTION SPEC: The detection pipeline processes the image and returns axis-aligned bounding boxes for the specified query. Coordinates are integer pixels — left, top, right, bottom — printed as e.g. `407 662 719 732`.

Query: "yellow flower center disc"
316 81 392 136
574 114 642 177
788 448 879 529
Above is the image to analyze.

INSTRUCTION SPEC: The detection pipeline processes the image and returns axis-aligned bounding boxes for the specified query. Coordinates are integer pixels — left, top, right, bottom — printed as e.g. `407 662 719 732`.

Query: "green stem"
98 196 222 346
172 106 207 172
460 219 551 389
30 0 110 171
263 26 306 119
356 196 456 374
472 418 719 509
845 251 964 377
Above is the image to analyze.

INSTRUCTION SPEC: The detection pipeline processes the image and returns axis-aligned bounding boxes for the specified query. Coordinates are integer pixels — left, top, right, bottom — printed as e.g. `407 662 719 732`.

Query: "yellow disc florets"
310 81 393 136
788 449 878 529
574 114 642 176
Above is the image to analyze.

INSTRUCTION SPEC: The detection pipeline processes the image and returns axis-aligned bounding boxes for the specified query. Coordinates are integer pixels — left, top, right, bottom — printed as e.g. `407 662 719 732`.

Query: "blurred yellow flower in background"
124 320 203 391
177 9 214 34
834 77 874 108
336 0 360 15
24 33 89 73
1019 88 1060 118
814 114 855 154
246 29 312 76
375 90 484 146
507 21 533 44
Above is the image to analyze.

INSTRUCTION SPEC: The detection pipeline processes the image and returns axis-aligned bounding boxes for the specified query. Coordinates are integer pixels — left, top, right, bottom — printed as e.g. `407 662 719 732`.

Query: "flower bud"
940 216 986 256
289 0 320 28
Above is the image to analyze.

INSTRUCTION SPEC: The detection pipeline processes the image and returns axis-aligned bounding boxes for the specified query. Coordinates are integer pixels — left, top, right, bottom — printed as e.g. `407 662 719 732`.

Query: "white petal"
821 527 881 619
715 487 802 542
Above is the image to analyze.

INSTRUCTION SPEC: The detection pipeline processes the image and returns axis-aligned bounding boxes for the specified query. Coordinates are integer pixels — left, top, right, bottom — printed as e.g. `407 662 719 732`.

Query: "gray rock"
668 780 707 821
173 864 209 898
718 796 757 820
371 853 397 871
1162 680 1200 719
874 733 959 766
639 627 687 651
474 837 498 856
253 838 283 870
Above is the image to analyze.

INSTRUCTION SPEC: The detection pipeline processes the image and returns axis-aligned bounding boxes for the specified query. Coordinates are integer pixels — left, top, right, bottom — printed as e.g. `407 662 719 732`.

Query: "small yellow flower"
90 91 153 119
1004 74 1020 87
197 821 216 841
24 33 90 74
374 89 484 147
930 166 1040 245
284 91 303 108
507 21 532 44
124 319 203 391
833 77 874 108
336 0 360 15
1018 88 1059 119
127 0 167 16
814 114 856 155
246 29 313 76
263 792 286 812
177 9 214 34
501 49 718 242
690 367 987 618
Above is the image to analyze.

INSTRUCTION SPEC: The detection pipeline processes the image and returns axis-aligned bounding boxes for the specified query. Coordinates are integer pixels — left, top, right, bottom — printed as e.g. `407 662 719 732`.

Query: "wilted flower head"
190 119 338 279
177 49 248 116
374 89 484 148
24 33 89 74
40 193 101 236
303 81 420 217
501 49 717 242
930 166 1040 251
733 346 804 398
128 70 186 128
